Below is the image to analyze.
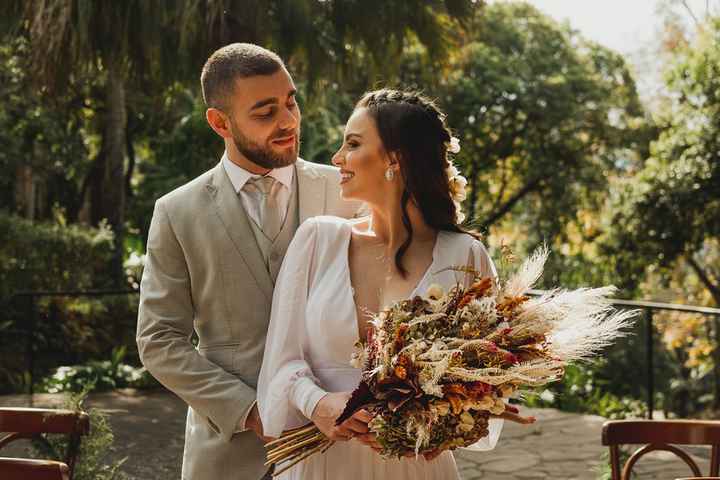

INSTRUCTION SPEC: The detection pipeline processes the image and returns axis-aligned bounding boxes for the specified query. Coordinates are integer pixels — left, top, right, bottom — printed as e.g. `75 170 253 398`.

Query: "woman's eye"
347 141 359 149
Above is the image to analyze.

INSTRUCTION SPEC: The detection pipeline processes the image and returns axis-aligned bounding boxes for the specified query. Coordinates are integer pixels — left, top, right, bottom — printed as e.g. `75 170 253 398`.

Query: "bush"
31 388 128 480
0 211 137 394
36 347 158 394
0 211 116 299
522 364 648 419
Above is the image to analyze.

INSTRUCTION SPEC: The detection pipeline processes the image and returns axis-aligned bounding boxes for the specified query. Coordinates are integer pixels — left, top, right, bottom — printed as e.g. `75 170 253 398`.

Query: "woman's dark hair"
355 88 480 277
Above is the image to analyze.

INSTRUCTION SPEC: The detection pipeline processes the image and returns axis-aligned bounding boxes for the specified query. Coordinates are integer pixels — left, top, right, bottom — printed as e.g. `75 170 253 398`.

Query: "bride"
257 89 526 479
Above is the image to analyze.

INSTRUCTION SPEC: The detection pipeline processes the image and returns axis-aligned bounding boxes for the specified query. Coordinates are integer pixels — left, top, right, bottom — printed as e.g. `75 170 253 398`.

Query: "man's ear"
206 108 232 139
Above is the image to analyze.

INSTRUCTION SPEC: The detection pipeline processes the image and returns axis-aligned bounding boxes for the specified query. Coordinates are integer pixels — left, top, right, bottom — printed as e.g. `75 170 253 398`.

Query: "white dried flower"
490 397 506 415
449 175 468 202
448 136 461 154
426 283 444 300
454 200 466 223
446 160 468 223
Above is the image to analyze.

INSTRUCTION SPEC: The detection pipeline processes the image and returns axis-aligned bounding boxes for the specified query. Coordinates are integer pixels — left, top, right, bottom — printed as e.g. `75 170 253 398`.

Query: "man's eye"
256 109 275 118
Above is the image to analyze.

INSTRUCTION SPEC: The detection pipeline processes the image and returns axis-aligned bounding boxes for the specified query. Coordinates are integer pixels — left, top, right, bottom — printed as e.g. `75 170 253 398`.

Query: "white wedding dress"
257 216 503 480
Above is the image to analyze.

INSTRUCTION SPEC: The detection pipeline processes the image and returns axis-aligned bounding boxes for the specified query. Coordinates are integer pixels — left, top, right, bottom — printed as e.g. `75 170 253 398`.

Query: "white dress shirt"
222 152 294 229
222 152 295 434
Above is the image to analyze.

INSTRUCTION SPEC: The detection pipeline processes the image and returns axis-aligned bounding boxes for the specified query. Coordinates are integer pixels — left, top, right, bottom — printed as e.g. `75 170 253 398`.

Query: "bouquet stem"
265 424 333 477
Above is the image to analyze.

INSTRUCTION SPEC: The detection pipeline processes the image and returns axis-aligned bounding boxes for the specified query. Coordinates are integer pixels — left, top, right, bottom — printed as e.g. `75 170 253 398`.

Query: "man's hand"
245 403 273 443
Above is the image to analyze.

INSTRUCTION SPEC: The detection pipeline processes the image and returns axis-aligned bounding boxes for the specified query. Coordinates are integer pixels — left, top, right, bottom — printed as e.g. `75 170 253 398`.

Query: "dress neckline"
342 220 442 343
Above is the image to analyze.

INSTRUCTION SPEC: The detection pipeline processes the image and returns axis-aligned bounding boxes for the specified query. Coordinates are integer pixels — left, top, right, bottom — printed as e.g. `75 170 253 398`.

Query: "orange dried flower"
458 278 494 309
393 324 409 352
496 295 529 317
443 383 468 397
446 394 464 414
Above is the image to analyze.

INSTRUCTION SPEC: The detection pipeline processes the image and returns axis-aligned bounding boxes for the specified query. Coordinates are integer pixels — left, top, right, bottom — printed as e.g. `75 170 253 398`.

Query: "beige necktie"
247 175 283 242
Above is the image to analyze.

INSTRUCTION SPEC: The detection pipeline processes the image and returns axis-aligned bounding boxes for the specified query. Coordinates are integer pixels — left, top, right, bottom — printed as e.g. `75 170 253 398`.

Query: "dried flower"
448 136 461 154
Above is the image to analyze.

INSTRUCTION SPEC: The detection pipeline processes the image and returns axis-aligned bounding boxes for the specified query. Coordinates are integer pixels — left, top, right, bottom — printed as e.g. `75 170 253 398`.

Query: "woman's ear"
387 151 401 172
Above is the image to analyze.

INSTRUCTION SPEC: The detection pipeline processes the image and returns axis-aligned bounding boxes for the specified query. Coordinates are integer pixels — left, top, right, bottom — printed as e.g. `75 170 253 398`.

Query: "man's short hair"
201 43 285 111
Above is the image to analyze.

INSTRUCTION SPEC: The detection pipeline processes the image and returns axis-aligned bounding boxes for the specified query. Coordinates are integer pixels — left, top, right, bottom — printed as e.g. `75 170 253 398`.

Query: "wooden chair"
675 477 720 480
602 420 720 480
0 408 90 480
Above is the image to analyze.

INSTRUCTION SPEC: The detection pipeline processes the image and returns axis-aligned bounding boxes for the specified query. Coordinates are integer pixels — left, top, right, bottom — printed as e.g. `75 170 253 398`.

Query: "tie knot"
248 175 276 195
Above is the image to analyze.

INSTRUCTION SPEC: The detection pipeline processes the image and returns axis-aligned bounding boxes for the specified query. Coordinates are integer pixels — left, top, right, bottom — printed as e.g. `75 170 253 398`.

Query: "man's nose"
278 105 299 131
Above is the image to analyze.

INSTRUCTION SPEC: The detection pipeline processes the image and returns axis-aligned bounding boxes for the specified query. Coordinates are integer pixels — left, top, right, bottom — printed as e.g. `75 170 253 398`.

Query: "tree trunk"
479 176 544 231
686 256 720 409
102 61 127 286
15 164 35 219
467 161 479 226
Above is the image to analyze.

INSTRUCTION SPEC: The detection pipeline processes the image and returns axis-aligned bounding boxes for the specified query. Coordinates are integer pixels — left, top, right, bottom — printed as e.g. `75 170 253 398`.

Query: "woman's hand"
350 409 383 452
492 403 536 425
311 392 371 441
420 404 535 461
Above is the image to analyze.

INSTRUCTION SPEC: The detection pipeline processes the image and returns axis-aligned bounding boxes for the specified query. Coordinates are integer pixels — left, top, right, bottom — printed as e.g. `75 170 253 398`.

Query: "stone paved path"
2 389 711 479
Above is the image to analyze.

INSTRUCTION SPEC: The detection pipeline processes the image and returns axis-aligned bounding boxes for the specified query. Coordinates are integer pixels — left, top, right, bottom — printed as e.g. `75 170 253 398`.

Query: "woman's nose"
331 148 343 167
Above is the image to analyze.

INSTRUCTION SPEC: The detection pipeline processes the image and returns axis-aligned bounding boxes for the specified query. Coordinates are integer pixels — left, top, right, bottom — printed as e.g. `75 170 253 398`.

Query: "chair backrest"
0 408 90 479
675 477 720 480
602 420 720 480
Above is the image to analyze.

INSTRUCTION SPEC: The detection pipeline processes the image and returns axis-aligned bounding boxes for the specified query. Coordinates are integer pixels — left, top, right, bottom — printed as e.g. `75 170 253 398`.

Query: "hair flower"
447 159 468 224
448 136 461 154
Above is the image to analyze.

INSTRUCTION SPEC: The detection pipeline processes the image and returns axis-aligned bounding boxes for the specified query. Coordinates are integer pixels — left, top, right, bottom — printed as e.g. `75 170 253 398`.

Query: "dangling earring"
385 167 395 181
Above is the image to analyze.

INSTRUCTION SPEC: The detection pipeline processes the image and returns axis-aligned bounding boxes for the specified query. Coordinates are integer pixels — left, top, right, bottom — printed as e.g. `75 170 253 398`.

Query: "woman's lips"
340 170 354 184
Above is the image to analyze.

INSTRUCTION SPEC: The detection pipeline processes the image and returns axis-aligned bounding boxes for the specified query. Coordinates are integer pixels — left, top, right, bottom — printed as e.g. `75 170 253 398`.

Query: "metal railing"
7 289 139 395
6 288 720 419
529 289 720 419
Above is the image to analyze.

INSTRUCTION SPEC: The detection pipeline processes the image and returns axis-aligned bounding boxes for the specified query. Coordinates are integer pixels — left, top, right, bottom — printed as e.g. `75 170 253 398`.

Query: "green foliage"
596 447 634 480
0 211 115 299
0 213 139 394
445 1 648 227
0 36 91 218
31 388 128 480
523 364 648 420
129 92 221 239
36 346 158 394
605 18 720 299
399 2 655 294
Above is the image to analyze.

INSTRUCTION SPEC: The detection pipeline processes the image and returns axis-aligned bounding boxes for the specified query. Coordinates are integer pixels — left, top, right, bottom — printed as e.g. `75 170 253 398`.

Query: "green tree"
1 0 481 281
605 17 720 407
411 2 653 290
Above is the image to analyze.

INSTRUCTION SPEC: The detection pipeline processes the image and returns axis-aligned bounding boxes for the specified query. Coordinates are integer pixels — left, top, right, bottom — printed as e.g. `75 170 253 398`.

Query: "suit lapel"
206 162 274 301
296 159 327 223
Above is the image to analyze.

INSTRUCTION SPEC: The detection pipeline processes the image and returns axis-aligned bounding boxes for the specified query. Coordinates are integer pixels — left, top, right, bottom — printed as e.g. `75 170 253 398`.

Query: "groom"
136 43 362 479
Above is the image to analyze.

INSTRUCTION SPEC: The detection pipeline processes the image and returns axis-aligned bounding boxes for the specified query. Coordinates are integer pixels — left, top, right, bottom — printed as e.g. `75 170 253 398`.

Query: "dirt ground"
1 388 711 480
2 388 186 479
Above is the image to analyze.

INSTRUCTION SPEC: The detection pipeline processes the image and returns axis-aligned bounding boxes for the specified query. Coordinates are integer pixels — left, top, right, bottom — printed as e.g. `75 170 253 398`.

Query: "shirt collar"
222 152 294 193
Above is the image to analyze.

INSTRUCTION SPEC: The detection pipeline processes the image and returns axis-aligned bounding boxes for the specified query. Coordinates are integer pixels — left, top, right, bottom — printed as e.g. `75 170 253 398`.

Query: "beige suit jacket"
136 158 362 479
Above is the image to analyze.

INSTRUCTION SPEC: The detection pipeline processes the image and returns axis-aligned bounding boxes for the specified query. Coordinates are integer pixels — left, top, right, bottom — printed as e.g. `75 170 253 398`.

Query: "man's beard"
230 123 300 170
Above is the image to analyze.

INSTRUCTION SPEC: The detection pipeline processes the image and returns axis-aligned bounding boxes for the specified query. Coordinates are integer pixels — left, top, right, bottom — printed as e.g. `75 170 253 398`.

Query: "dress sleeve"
464 238 504 451
257 218 328 438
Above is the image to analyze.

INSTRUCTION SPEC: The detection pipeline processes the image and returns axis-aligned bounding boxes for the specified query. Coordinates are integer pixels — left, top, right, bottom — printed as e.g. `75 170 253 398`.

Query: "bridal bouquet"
265 247 636 475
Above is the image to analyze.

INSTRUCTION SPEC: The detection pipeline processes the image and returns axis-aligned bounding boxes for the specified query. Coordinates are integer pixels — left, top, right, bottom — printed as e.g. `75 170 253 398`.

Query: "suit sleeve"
136 199 257 442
